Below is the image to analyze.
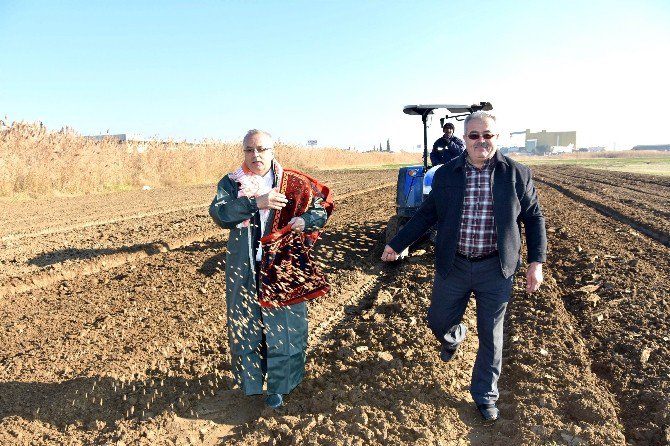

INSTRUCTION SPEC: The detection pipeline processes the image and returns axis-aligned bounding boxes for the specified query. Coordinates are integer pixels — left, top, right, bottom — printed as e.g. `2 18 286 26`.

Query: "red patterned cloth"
259 169 334 307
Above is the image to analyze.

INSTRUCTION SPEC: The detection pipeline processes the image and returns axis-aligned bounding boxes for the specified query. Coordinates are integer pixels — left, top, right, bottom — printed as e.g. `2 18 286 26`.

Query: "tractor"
385 102 493 255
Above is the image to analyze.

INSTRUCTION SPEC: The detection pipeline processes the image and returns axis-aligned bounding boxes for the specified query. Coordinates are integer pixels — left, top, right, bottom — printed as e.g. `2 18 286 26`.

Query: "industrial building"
524 129 576 154
502 129 577 155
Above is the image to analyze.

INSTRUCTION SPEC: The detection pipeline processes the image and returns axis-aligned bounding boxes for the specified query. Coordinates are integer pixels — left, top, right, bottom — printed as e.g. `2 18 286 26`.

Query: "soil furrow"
0 173 395 298
534 166 670 200
0 229 223 299
336 182 395 200
0 181 399 445
535 176 670 248
534 168 670 221
536 184 670 445
2 167 669 445
1 203 208 242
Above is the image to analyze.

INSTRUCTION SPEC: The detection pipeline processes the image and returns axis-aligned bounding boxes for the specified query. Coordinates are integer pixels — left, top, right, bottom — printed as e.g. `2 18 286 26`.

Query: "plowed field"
1 166 669 446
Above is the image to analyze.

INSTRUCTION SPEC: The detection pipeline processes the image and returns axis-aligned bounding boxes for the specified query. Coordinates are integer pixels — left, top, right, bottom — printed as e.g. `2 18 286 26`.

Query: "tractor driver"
430 122 465 165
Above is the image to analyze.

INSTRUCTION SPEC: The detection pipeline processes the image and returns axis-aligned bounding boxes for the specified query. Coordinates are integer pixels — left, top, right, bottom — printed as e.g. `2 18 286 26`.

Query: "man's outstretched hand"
381 245 400 262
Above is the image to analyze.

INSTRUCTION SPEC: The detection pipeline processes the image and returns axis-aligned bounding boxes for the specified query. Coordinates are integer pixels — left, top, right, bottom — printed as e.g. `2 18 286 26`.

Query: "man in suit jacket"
381 111 546 423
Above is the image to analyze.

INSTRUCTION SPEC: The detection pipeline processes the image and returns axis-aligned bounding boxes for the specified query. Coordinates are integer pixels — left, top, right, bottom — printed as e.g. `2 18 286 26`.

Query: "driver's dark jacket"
389 150 546 279
430 136 465 165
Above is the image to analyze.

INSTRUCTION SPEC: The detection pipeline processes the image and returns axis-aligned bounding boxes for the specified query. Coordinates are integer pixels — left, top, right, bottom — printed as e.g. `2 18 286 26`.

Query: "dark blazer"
389 150 547 279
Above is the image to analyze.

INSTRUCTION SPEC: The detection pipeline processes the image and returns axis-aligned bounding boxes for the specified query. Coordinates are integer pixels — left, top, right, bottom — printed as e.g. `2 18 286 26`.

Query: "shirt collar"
454 149 508 172
465 156 494 172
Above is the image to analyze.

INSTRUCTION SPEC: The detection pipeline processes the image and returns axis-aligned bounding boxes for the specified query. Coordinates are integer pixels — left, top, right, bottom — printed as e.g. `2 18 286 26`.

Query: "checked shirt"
457 158 498 257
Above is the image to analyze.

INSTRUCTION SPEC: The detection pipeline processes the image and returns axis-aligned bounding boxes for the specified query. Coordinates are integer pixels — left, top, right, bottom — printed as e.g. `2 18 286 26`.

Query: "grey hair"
464 111 496 130
243 129 273 146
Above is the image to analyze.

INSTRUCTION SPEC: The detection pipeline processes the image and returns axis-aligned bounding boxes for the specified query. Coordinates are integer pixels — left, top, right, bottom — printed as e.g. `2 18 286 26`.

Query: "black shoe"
477 403 499 424
440 323 466 362
440 343 459 362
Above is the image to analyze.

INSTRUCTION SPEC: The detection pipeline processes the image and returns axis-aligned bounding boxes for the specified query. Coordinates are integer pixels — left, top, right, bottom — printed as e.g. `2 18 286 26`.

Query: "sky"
1 0 669 151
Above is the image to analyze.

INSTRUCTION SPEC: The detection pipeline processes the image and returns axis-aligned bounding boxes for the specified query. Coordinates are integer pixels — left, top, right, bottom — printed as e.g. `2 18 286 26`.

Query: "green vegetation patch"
521 155 670 176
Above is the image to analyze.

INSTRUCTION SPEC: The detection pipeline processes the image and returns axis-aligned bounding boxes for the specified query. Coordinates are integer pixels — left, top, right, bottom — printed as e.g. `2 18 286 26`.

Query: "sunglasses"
244 147 273 154
467 132 496 140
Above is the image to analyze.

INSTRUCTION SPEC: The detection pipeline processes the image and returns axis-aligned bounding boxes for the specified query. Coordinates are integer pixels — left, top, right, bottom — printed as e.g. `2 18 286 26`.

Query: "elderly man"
382 111 546 423
430 122 465 165
209 129 332 409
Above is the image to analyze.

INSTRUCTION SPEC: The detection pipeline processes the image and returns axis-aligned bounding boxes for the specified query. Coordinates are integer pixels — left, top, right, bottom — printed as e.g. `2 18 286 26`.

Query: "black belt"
456 250 498 262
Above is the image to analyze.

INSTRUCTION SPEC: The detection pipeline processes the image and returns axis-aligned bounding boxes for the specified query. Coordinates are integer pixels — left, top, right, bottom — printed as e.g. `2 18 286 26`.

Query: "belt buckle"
460 251 495 261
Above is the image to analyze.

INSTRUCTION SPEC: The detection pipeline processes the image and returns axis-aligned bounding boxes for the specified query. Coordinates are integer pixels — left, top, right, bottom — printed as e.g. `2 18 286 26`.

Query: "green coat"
209 165 327 395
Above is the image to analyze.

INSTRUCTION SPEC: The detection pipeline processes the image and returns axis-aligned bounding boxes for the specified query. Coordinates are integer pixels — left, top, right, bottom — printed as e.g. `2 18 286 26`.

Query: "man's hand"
288 217 305 232
256 189 288 210
381 245 400 262
526 262 544 293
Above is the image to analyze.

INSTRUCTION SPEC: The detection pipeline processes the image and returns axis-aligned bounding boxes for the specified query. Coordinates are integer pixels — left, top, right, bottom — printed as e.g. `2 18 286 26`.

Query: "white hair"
464 111 496 131
243 129 273 146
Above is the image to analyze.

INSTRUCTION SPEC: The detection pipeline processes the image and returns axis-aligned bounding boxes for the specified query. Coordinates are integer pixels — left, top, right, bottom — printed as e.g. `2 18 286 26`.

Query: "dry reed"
0 121 420 198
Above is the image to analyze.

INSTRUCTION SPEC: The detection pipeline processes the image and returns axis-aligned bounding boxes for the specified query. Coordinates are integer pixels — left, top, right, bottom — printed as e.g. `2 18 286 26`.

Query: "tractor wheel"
385 215 409 258
385 215 402 244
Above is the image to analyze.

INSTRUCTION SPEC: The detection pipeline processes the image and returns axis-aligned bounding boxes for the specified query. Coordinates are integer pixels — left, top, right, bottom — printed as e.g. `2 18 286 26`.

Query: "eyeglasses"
244 146 273 154
467 132 496 140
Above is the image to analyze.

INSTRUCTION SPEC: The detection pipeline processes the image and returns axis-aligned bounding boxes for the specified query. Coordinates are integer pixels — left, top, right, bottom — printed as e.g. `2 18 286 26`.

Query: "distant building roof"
84 133 127 142
632 144 670 151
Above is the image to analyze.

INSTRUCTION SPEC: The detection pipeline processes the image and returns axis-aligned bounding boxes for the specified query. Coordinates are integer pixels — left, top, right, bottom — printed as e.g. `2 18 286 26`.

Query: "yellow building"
525 129 576 153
